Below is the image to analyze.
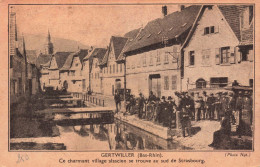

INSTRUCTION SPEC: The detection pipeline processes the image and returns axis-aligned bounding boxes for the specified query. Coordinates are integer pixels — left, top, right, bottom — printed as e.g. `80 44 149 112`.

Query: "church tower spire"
45 29 54 54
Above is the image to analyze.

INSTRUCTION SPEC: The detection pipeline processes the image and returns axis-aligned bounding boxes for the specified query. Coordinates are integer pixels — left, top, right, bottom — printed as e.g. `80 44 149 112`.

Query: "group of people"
116 89 253 139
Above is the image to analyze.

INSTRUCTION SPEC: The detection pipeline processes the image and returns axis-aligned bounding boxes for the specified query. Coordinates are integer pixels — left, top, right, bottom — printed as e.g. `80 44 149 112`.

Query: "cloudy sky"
13 4 179 47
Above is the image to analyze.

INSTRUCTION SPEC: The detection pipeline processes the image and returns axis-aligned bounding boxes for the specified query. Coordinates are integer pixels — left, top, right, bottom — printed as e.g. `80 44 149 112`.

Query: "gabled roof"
182 5 253 49
36 53 52 68
125 5 202 55
60 50 88 71
60 52 76 71
218 5 244 41
117 28 142 61
124 28 141 39
100 36 128 66
85 48 107 72
26 50 37 64
53 52 73 69
77 49 89 63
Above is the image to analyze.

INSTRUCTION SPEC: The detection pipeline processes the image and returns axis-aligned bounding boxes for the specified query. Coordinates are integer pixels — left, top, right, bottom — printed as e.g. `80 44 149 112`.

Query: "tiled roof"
100 36 128 66
240 22 253 45
125 5 202 54
87 48 107 71
218 5 254 45
117 28 142 61
124 28 141 39
54 52 73 69
218 5 244 41
36 53 52 68
60 52 76 71
77 49 89 63
26 50 37 64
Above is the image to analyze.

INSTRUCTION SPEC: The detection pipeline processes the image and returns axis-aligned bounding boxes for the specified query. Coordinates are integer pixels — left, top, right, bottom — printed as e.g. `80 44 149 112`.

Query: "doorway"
149 74 161 98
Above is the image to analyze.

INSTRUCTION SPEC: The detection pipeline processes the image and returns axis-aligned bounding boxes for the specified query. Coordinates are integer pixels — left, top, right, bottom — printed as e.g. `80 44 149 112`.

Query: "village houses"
33 5 254 100
10 10 40 105
99 36 128 96
181 5 254 91
82 48 107 94
123 5 201 98
60 49 88 92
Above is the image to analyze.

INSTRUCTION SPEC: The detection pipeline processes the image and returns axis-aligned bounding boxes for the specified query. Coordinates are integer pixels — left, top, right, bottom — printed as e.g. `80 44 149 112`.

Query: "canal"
10 110 191 151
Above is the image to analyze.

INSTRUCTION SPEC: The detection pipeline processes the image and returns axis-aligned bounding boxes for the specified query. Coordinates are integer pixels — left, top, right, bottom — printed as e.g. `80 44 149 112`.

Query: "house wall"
10 53 26 104
182 6 253 91
126 45 181 98
68 56 83 92
90 58 102 94
101 44 125 96
82 60 90 92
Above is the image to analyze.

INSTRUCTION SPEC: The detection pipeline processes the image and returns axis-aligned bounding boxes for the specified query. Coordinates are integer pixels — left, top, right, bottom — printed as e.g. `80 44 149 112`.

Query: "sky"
13 4 179 47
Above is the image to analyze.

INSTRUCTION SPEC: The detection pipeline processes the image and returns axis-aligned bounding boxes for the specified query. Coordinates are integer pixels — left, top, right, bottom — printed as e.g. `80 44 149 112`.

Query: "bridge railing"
71 92 105 107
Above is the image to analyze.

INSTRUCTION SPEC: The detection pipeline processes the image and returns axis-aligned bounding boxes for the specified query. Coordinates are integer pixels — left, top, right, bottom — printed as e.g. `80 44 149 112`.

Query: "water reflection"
51 112 191 151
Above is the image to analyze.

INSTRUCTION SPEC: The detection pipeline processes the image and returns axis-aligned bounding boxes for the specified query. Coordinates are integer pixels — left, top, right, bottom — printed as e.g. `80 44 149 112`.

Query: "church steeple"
45 29 54 55
48 29 51 43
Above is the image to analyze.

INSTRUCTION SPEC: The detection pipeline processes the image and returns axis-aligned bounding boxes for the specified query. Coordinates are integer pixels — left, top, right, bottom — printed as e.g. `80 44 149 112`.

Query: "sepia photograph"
9 4 254 151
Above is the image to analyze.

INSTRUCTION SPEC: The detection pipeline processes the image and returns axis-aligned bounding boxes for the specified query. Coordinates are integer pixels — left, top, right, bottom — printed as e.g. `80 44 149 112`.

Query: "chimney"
162 5 167 17
178 5 185 11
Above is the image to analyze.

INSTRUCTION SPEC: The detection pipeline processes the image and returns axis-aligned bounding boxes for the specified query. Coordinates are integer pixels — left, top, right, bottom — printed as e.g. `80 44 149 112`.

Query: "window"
103 68 105 74
10 55 13 68
113 64 115 73
204 26 216 35
210 26 215 33
249 79 253 87
156 51 161 65
149 54 153 66
210 77 228 88
172 75 177 90
164 53 169 64
143 54 147 66
75 63 79 67
204 27 210 35
116 64 118 73
220 47 230 64
196 78 207 88
189 51 195 66
120 63 122 72
164 76 169 90
202 49 210 65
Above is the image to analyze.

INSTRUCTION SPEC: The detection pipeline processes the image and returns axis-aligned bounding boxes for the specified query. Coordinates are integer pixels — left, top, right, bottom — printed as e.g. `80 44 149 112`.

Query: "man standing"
194 92 201 121
180 93 192 137
227 92 236 124
215 92 222 121
207 93 215 120
137 93 145 119
220 92 228 120
236 91 244 138
202 91 208 120
114 90 121 114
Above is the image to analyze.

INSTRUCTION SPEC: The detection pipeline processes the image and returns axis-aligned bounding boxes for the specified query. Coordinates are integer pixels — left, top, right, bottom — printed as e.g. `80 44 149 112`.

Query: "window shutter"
230 46 235 64
215 26 219 33
248 49 254 62
236 47 241 63
215 48 220 65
